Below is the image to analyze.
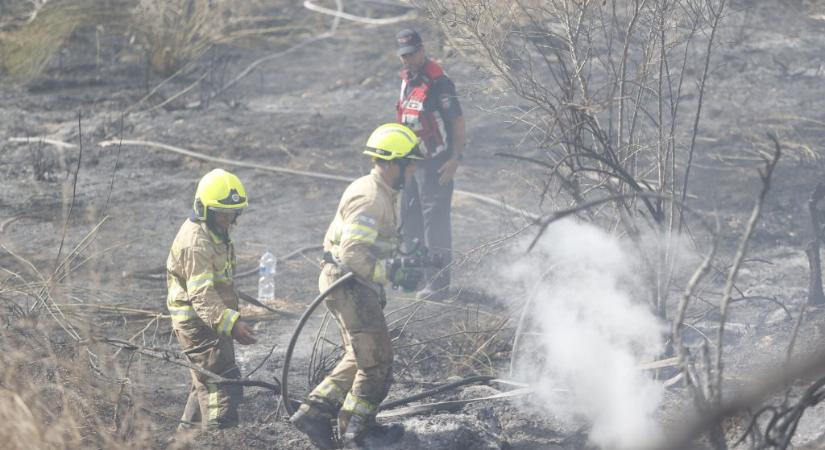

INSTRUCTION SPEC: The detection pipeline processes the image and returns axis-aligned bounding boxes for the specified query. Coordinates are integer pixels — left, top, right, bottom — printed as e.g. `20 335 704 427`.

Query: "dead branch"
714 135 782 404
235 290 297 318
527 191 715 252
7 137 537 221
379 375 495 410
658 347 825 450
7 136 77 148
53 303 166 319
97 337 282 393
679 0 728 228
97 138 353 182
786 302 808 366
806 182 825 305
378 387 531 418
673 225 720 372
739 375 825 449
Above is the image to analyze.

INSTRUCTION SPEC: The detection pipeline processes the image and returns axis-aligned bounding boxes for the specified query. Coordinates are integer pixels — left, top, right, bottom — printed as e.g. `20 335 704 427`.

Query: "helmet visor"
405 145 424 160
207 206 244 216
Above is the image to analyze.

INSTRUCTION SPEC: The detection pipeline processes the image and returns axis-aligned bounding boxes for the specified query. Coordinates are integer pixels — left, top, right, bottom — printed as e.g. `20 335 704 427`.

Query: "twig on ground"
97 337 282 392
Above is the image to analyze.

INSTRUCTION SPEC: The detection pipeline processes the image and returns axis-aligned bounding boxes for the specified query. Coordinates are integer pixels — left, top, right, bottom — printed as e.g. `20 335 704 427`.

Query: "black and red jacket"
396 60 448 158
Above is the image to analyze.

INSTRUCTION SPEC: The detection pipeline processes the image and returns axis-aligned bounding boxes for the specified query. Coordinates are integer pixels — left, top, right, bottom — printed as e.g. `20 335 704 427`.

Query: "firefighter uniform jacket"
166 219 240 336
322 168 399 285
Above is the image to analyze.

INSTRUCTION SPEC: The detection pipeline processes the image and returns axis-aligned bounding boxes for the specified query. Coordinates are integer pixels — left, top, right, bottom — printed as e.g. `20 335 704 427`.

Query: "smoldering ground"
496 219 700 449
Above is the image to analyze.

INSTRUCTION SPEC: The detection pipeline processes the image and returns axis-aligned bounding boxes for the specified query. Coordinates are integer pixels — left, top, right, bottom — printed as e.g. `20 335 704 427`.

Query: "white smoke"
504 218 667 449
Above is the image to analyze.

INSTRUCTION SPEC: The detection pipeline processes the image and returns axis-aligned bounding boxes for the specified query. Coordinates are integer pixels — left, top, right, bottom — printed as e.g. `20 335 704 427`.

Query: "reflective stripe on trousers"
341 392 378 418
313 378 347 406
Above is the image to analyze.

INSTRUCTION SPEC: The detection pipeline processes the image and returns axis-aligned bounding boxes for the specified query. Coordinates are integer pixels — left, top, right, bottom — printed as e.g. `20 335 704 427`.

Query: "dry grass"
0 0 131 81
133 0 231 76
0 325 154 450
0 0 307 81
0 223 170 449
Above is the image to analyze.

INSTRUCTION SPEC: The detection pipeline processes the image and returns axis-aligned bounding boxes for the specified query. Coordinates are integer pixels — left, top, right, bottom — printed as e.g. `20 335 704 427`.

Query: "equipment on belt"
386 260 423 292
384 245 442 292
323 244 442 292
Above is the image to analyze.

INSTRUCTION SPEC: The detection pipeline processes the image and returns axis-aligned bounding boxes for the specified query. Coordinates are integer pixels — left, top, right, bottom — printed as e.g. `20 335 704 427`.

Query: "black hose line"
281 271 497 418
281 271 357 416
379 375 495 411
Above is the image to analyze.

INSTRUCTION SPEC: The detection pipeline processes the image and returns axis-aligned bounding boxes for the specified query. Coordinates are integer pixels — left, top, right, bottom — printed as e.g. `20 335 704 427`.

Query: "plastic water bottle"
258 250 277 302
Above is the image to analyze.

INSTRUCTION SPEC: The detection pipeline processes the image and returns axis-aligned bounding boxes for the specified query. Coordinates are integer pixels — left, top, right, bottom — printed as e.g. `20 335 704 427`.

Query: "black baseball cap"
396 29 422 56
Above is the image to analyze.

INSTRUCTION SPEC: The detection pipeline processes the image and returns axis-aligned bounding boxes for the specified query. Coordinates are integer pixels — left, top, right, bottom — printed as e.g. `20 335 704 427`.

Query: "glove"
387 258 424 292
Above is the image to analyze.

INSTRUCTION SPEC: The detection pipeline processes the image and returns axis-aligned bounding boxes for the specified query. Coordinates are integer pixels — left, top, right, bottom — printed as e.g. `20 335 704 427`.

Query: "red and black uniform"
396 60 462 158
397 59 462 292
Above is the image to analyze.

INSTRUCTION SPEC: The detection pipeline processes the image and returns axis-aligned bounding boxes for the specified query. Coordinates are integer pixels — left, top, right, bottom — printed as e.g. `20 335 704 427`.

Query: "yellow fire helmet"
363 123 424 161
192 168 248 221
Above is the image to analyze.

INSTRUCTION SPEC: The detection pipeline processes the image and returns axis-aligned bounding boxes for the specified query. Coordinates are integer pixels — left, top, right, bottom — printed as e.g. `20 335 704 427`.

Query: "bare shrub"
390 310 511 382
419 0 727 320
28 143 58 181
132 0 231 76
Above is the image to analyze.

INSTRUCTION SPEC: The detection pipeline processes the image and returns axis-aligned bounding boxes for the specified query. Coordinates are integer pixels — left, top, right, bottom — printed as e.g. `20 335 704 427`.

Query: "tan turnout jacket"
323 168 398 284
166 219 240 336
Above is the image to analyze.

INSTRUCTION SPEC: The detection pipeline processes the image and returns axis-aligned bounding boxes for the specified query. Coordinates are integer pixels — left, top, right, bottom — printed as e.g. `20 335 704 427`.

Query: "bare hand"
437 158 460 185
231 320 257 345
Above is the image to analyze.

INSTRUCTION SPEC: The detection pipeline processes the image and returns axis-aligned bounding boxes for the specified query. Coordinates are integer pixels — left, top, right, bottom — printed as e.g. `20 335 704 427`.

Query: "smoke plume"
504 219 667 449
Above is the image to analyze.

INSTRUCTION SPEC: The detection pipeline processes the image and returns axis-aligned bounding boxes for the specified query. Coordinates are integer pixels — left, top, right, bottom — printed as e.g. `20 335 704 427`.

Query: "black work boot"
290 404 337 449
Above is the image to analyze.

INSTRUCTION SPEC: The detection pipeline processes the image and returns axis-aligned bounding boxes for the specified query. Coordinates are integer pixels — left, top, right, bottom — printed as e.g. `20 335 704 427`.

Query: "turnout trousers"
305 264 394 433
175 320 243 429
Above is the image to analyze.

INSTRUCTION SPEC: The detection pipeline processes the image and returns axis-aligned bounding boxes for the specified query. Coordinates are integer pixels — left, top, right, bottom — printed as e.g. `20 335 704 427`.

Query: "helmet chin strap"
205 211 235 241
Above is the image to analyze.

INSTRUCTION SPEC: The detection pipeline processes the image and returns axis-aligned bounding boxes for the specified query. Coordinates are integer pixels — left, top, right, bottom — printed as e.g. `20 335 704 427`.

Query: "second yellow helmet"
363 123 424 161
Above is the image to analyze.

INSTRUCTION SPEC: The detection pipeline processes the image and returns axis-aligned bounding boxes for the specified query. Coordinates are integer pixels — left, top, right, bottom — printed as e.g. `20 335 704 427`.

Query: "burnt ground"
4 0 825 448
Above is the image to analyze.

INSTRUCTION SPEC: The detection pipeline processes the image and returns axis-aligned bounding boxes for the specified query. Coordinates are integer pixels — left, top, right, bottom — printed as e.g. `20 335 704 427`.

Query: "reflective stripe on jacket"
166 219 240 336
396 60 447 158
323 168 399 284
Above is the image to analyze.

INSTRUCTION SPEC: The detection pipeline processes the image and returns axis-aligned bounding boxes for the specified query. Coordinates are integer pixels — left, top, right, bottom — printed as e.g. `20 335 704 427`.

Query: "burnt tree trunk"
806 182 825 305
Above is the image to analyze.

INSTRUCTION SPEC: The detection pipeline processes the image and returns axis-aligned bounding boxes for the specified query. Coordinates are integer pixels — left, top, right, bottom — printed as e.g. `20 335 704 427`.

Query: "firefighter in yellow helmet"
166 168 258 430
290 123 425 449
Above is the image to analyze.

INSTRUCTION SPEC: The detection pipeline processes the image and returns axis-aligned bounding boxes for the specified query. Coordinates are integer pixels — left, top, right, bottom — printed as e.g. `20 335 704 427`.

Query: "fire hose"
281 271 357 416
280 270 500 417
